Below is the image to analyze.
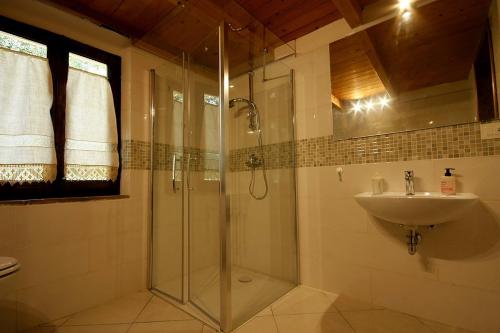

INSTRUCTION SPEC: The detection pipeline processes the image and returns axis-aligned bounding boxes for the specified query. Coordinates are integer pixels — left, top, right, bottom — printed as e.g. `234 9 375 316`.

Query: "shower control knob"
246 154 262 169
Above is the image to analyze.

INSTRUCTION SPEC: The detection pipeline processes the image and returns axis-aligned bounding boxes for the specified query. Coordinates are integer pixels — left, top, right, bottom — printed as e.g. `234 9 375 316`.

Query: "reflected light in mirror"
379 95 390 108
352 101 363 113
365 100 374 111
350 95 391 113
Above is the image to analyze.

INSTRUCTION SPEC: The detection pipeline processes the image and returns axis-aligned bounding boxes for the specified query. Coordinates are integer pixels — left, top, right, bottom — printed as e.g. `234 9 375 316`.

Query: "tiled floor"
26 286 475 333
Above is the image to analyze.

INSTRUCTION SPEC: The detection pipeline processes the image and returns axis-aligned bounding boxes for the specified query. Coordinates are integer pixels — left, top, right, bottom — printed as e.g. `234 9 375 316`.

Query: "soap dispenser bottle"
440 168 456 195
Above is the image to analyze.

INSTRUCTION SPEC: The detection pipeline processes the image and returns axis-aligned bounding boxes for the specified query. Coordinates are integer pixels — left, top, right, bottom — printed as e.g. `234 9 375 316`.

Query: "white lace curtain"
65 68 119 181
0 48 56 185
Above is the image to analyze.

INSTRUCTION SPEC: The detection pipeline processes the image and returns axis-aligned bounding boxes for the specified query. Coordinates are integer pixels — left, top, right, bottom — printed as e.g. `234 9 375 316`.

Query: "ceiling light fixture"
399 0 411 11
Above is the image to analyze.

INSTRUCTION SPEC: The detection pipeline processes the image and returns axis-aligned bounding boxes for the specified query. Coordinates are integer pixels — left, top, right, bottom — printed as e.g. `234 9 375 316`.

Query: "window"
0 16 121 200
202 94 220 181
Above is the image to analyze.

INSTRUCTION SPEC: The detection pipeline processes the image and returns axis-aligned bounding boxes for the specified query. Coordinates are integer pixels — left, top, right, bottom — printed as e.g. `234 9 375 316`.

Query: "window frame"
0 16 122 201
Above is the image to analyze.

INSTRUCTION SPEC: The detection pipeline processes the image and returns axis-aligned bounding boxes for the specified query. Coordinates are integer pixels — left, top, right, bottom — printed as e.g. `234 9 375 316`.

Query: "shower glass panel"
149 12 297 332
226 27 298 328
187 28 222 321
150 58 185 301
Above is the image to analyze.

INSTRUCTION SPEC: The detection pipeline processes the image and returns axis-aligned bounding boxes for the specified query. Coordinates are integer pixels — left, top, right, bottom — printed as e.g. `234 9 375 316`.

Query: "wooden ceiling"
330 0 492 103
38 0 402 74
40 0 287 74
233 0 342 42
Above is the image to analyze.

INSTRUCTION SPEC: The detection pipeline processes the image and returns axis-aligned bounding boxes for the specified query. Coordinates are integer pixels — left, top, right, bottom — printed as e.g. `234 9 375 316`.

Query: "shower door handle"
172 154 179 193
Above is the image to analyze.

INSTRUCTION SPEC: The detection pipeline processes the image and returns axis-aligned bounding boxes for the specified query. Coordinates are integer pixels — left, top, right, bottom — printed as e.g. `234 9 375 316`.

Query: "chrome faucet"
405 170 415 195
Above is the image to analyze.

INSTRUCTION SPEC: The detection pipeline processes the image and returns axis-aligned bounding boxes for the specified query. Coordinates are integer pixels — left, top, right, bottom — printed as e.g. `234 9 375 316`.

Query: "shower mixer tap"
246 153 263 169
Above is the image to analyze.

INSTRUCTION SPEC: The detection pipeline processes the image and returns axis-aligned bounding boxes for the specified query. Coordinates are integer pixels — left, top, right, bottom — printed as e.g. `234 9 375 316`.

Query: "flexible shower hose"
249 130 268 200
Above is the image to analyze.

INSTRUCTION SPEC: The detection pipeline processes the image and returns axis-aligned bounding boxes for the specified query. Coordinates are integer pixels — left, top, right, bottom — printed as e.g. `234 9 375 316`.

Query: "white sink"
354 192 479 226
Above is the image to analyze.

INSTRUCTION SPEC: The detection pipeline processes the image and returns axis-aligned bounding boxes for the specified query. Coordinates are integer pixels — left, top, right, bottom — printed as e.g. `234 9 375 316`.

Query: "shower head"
229 97 256 110
229 98 260 133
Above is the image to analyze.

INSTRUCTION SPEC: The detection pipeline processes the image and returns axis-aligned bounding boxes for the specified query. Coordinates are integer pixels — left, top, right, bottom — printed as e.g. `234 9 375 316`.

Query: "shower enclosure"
149 19 297 332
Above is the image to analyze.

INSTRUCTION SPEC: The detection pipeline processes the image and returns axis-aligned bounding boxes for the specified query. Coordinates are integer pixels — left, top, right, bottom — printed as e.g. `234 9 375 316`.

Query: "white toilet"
0 257 20 333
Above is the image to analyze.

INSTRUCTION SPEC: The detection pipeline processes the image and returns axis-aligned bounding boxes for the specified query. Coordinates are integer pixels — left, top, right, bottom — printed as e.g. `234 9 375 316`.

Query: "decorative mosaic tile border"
296 122 500 167
122 122 500 171
229 141 295 172
122 140 219 174
122 140 150 170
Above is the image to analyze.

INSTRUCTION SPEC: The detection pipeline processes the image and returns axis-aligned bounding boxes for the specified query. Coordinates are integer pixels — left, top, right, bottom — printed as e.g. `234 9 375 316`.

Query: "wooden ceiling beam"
331 0 363 28
358 30 396 97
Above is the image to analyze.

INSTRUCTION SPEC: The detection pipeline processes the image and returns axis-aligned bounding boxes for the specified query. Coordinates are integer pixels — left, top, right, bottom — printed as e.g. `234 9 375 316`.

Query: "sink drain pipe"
406 228 422 255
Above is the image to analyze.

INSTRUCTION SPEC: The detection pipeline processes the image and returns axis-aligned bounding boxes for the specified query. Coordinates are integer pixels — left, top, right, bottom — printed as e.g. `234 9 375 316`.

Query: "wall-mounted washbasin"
354 192 479 226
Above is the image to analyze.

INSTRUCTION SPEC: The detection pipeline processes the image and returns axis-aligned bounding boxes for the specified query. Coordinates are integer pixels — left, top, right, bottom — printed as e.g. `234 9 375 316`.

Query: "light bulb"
399 0 411 10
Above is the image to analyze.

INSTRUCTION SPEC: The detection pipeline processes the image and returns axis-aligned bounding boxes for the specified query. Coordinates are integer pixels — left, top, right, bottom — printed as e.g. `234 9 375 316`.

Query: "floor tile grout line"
134 318 203 324
56 316 71 327
336 308 386 313
271 311 281 333
415 316 440 333
336 308 360 333
125 292 154 333
62 322 137 327
272 310 341 317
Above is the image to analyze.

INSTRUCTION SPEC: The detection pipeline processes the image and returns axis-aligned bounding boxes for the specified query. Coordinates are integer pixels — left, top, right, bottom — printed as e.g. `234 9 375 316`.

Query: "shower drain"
238 275 253 283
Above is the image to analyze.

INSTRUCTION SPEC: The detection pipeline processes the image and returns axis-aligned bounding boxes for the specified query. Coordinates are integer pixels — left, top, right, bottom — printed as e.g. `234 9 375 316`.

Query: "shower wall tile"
296 156 500 333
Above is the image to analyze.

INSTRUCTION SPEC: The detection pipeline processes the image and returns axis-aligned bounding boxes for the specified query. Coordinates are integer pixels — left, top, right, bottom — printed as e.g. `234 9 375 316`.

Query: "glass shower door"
187 28 222 323
226 23 298 329
150 60 185 301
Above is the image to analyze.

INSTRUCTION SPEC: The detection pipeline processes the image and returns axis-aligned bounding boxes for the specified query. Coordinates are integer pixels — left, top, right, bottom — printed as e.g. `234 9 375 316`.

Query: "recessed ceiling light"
399 0 411 11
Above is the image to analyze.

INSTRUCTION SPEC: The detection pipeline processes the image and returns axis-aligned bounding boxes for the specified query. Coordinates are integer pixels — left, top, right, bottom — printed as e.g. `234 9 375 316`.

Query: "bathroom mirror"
330 0 500 140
